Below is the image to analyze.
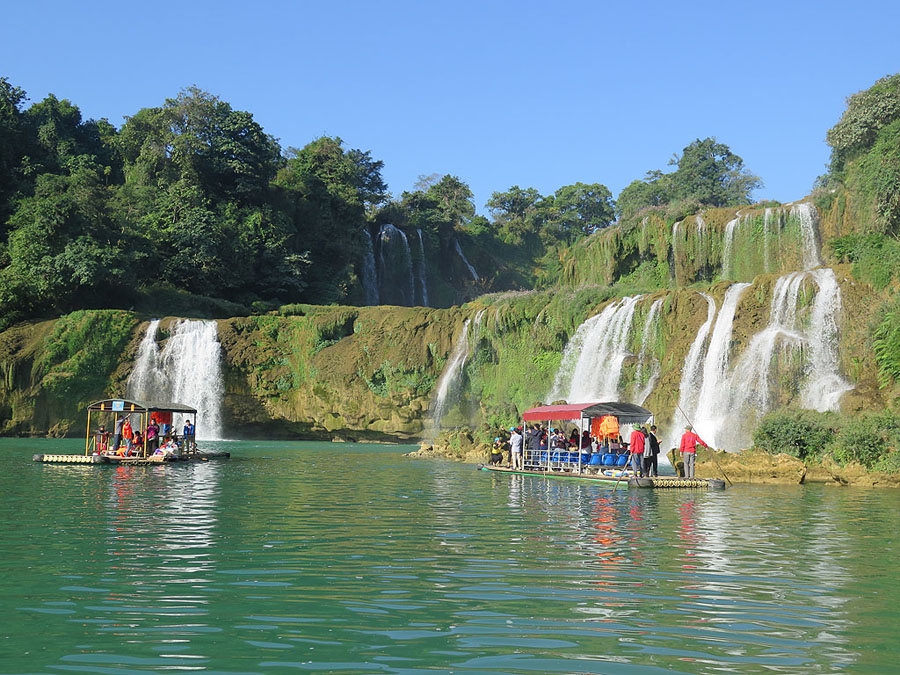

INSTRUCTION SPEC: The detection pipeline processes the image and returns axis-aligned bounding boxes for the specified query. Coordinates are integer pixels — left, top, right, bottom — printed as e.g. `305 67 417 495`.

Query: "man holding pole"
679 425 709 479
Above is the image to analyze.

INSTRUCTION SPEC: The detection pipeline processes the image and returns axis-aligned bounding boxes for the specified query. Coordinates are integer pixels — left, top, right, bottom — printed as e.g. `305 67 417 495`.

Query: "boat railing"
523 447 630 474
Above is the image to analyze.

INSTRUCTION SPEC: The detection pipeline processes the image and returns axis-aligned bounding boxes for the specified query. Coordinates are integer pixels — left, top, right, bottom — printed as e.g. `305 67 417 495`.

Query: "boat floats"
33 398 230 465
479 401 726 490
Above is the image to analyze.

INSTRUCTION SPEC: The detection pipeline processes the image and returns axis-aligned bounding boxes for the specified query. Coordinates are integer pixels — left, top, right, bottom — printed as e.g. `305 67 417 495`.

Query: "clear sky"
3 0 899 213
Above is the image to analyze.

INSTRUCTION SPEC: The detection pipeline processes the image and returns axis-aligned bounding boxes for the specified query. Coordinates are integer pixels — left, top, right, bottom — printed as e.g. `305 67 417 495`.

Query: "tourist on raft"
679 425 709 478
509 426 523 470
629 424 646 477
643 425 661 477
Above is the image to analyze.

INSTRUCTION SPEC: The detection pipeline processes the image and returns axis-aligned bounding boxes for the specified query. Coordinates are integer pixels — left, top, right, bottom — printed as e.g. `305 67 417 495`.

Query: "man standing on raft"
679 425 709 478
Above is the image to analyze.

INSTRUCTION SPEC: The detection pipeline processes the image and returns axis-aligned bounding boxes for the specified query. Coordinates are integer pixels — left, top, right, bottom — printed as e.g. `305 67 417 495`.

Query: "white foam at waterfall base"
127 319 224 440
549 296 642 403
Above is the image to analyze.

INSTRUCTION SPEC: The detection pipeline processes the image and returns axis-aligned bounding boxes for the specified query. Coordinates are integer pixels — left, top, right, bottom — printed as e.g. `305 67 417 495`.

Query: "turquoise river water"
2 438 900 674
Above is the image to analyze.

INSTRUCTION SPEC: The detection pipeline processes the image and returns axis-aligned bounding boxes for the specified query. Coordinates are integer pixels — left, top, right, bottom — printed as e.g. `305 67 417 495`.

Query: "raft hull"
33 451 230 465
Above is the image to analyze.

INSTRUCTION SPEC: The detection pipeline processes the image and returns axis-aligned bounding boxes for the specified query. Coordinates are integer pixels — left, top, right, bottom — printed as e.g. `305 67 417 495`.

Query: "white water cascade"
127 319 225 439
549 295 643 403
669 283 751 450
633 298 663 405
454 239 479 281
430 309 485 434
674 293 717 431
377 224 415 306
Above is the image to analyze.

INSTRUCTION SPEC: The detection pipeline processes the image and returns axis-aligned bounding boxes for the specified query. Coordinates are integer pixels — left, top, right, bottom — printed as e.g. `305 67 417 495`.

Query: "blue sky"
3 0 899 214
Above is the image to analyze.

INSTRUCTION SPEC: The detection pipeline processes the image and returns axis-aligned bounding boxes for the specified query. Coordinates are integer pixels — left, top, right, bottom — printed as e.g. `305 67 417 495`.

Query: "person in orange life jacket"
628 424 646 477
122 418 134 452
679 425 709 478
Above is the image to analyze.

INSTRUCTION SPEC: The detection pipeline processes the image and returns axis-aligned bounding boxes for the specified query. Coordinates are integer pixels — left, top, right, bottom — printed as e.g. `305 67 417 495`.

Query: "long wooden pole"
675 404 733 486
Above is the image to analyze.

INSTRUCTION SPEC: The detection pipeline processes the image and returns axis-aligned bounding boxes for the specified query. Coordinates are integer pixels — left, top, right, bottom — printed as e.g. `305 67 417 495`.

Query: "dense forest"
0 77 762 329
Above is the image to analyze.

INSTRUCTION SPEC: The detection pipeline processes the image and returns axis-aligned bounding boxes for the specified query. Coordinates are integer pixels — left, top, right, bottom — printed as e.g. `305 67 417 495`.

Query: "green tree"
542 182 615 244
118 87 282 206
486 185 544 250
0 160 130 325
615 170 670 219
615 138 761 218
0 77 28 230
275 137 387 303
668 138 761 207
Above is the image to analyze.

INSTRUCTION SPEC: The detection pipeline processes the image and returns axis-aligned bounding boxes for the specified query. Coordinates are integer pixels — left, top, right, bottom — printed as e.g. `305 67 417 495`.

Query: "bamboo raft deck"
33 451 231 465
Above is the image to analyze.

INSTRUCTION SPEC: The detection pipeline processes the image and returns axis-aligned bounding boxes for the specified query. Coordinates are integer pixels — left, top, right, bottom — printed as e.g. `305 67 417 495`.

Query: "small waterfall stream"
430 309 485 434
549 296 643 403
454 239 479 281
127 319 225 439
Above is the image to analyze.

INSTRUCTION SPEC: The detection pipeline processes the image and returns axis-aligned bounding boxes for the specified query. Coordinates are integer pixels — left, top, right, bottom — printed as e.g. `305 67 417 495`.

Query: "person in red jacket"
629 424 646 477
679 425 708 478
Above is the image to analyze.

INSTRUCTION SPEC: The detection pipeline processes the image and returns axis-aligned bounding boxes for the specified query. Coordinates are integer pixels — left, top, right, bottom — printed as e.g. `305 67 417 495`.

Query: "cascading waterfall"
794 202 822 270
801 268 854 411
377 224 416 306
511 202 852 455
127 319 224 439
549 296 643 403
430 309 485 433
633 298 663 405
675 293 717 426
722 217 739 279
670 283 752 450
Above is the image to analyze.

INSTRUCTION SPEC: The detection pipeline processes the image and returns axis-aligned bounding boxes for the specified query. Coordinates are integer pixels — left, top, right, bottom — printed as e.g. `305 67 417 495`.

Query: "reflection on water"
2 439 899 673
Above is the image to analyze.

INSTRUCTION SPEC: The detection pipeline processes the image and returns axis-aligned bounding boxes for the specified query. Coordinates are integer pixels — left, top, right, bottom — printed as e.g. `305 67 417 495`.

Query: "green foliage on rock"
754 409 900 469
35 310 136 401
753 410 836 460
826 73 900 173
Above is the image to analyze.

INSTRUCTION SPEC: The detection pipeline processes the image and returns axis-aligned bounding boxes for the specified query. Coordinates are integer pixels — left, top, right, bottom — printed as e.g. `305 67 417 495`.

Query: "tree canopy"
0 75 768 326
616 137 761 219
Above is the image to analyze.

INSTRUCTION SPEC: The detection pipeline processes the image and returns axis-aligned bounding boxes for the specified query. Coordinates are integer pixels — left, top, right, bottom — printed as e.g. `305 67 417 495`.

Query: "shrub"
752 410 835 460
827 411 900 468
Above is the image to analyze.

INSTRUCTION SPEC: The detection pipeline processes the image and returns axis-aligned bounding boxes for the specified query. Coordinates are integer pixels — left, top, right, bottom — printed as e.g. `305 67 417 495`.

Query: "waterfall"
377 224 415 306
763 207 773 274
361 228 379 306
673 283 752 449
549 296 642 402
127 319 224 440
633 298 663 405
415 229 429 306
454 239 479 281
801 268 854 411
794 202 822 270
722 217 739 279
675 293 717 425
430 310 485 433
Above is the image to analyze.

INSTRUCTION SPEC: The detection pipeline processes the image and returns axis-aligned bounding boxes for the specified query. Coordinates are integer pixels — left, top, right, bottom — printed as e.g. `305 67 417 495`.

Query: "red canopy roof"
522 402 652 423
